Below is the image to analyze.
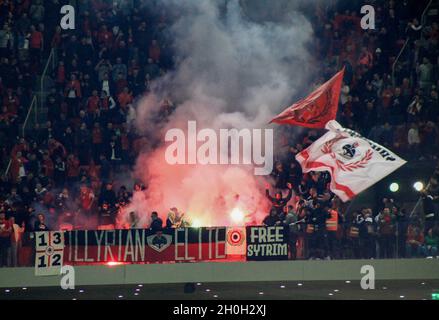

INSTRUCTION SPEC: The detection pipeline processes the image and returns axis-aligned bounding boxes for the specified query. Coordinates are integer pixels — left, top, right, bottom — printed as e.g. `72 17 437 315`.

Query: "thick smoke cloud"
123 0 316 227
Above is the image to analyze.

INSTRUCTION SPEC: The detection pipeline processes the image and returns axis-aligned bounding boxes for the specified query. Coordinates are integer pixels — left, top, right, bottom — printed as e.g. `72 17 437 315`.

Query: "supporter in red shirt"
64 74 82 99
87 90 100 114
358 47 373 68
51 26 64 49
29 25 43 49
48 139 67 159
3 88 19 114
115 74 128 94
0 106 14 122
56 61 66 87
66 154 80 183
117 87 133 111
97 24 113 47
10 151 28 183
41 153 54 178
92 122 103 162
78 184 95 216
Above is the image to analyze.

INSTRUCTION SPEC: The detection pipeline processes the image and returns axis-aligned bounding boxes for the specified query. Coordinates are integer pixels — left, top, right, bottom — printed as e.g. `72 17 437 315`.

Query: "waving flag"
296 120 406 202
270 68 345 128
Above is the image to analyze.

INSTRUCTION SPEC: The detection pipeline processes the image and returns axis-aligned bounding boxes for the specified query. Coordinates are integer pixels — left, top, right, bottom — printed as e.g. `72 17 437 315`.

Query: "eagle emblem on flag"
321 136 373 172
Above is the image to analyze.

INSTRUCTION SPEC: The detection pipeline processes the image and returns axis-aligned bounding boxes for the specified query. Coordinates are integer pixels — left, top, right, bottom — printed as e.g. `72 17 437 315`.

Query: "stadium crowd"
0 0 439 267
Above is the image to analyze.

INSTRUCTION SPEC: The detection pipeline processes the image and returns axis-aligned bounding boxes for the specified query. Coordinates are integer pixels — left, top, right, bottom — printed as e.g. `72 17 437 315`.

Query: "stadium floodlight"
413 181 424 192
230 207 245 224
389 182 399 192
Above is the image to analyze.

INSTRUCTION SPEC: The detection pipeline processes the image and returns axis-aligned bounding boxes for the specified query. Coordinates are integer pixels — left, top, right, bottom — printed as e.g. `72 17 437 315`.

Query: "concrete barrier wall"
1 259 438 288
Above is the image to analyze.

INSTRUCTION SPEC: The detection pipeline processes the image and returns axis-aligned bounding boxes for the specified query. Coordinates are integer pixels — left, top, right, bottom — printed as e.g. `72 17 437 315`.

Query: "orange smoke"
126 146 271 227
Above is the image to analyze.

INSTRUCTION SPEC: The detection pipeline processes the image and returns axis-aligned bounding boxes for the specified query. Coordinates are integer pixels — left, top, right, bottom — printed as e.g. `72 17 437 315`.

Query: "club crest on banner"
146 233 172 253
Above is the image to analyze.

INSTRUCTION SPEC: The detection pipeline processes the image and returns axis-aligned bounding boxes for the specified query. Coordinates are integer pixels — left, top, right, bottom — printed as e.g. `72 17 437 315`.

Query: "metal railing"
40 48 57 112
2 47 56 179
2 96 37 179
22 95 37 138
391 0 433 86
3 159 12 179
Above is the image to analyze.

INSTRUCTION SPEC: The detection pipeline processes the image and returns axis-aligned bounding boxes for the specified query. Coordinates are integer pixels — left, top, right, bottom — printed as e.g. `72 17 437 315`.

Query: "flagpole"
408 196 423 218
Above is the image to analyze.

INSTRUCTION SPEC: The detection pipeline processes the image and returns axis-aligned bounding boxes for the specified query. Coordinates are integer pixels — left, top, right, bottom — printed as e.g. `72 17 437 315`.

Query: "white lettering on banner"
174 228 226 261
247 226 288 259
124 231 134 262
68 230 72 261
343 128 396 161
118 230 122 261
250 226 283 243
247 243 288 257
135 229 146 261
185 228 195 260
74 230 82 262
64 228 226 263
104 230 115 261
95 230 105 262
84 231 93 262
208 228 213 259
175 228 185 261
198 228 202 260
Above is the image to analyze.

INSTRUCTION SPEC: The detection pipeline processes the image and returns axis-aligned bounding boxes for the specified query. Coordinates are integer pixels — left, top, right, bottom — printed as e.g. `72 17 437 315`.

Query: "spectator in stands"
265 182 293 216
359 208 376 259
9 216 24 267
283 204 299 259
263 208 282 227
422 228 439 258
0 212 11 267
150 211 163 233
407 123 421 159
33 213 49 231
406 223 424 258
376 207 395 259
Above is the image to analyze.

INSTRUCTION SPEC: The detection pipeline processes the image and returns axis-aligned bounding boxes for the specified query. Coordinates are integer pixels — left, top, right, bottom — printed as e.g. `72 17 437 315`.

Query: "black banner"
246 226 289 261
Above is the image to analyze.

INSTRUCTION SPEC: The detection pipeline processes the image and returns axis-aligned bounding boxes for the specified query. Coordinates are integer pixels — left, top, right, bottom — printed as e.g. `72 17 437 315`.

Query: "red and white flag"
270 68 344 128
296 121 406 202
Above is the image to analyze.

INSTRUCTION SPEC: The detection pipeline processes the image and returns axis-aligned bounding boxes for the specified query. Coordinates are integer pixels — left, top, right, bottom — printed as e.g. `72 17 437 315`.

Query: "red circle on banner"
227 230 244 246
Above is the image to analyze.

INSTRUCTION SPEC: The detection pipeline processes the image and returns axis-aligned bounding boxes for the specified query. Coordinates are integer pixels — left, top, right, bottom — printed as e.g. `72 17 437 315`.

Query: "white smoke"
124 0 317 227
